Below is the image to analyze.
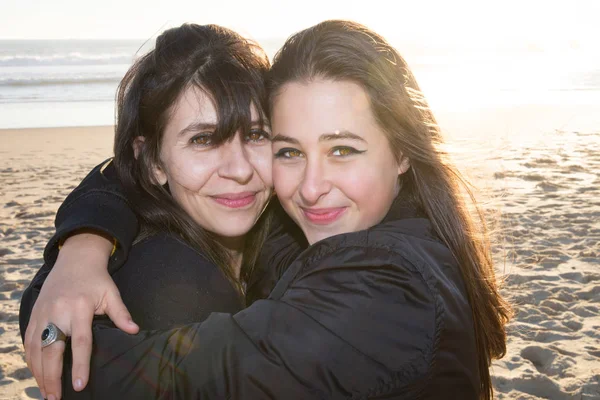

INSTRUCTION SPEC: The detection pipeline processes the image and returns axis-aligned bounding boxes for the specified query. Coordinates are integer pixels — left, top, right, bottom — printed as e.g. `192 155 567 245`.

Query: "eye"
274 148 304 159
246 129 270 143
190 133 213 146
329 146 365 157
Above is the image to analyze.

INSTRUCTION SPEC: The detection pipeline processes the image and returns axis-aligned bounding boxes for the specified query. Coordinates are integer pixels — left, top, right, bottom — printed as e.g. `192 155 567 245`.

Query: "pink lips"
301 207 347 224
212 192 256 208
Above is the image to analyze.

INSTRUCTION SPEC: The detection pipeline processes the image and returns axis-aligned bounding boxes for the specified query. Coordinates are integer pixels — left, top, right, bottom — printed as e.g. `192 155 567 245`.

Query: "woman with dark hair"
22 20 510 399
19 23 278 399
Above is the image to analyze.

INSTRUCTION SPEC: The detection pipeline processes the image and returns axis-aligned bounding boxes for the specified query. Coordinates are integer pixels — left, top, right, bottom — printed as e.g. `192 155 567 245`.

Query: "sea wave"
0 76 121 87
0 52 134 67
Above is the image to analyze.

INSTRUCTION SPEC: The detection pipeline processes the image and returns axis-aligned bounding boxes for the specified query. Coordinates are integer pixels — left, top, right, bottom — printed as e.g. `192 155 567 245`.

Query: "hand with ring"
41 323 68 348
24 232 139 400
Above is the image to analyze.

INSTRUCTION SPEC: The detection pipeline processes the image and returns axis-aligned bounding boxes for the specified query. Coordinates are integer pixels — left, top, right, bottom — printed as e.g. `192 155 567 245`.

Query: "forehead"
165 86 260 135
271 79 377 138
169 86 217 128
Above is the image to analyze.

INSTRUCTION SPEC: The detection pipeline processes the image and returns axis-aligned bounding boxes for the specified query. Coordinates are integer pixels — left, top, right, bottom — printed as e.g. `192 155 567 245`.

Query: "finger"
70 310 93 391
104 290 139 334
42 340 66 400
24 318 36 371
29 325 47 399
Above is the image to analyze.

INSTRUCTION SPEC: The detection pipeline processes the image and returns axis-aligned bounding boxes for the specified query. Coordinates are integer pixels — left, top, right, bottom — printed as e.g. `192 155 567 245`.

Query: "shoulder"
294 217 452 283
131 232 212 263
279 219 461 364
119 232 220 279
269 221 445 394
289 218 448 321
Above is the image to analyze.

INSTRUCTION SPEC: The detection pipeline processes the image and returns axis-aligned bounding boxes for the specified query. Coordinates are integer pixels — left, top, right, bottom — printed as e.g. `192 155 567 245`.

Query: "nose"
218 136 254 184
299 158 332 205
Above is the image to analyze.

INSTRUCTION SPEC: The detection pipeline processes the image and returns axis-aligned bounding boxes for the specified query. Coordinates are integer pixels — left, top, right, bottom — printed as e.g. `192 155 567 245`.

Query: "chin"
216 222 255 238
305 231 334 245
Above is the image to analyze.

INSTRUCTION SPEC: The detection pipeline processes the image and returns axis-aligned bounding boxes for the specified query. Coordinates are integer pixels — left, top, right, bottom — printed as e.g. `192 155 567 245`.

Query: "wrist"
59 230 115 265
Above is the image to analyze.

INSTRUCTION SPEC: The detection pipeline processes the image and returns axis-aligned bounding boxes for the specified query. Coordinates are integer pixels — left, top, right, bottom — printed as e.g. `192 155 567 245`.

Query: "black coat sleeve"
19 159 138 343
43 159 139 273
80 246 439 399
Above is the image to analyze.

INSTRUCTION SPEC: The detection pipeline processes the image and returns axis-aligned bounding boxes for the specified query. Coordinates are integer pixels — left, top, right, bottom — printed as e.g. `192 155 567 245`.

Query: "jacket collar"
381 188 426 224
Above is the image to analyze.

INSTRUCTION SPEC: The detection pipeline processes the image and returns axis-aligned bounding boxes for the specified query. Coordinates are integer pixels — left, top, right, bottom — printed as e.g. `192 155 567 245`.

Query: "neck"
216 235 246 279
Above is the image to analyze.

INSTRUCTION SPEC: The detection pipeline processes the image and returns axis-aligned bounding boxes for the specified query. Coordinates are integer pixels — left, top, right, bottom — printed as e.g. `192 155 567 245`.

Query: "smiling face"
153 86 272 240
271 79 410 245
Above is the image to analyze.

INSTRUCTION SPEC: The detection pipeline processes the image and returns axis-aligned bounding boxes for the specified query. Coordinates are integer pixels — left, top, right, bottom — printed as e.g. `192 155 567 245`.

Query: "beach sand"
0 126 113 399
0 124 599 399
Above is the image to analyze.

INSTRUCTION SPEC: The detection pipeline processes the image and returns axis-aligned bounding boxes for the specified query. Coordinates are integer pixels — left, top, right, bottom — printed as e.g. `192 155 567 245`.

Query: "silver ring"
41 323 67 348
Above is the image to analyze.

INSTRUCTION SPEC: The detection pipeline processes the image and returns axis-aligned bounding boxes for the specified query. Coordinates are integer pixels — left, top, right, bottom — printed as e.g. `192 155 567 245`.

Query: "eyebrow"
178 122 217 137
178 120 266 136
272 130 367 144
319 131 366 143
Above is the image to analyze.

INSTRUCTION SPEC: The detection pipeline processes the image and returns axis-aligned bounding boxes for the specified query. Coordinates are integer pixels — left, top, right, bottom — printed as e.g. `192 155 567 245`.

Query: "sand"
0 126 113 399
0 124 599 399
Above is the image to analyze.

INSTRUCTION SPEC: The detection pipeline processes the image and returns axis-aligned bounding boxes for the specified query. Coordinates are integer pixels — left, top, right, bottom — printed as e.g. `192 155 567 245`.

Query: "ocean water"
0 39 143 128
1 39 599 130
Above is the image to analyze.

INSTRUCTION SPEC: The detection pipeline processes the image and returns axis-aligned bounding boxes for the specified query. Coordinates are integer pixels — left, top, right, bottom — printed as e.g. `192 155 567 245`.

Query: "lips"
301 207 347 224
211 192 257 208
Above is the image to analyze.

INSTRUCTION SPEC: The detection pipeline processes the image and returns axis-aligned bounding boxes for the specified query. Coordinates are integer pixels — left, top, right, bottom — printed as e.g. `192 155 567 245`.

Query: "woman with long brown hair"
21 20 510 399
20 22 277 400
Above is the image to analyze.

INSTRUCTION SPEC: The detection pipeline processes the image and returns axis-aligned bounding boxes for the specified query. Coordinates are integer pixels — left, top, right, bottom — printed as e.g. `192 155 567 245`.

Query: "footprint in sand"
587 348 600 358
562 319 583 332
521 173 546 182
9 368 32 380
534 330 581 343
0 346 19 354
0 248 15 257
537 181 566 192
521 346 556 370
24 386 43 399
571 305 598 318
583 328 600 339
539 299 568 313
494 373 575 400
517 308 546 324
0 282 22 292
0 311 19 323
552 290 577 303
577 285 600 302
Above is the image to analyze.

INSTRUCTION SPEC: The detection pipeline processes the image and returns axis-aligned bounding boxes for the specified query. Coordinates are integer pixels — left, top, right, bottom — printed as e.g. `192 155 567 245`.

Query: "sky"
2 0 599 52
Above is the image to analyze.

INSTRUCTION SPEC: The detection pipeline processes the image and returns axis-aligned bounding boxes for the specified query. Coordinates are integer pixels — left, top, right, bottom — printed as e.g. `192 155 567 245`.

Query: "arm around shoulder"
44 159 139 271
82 244 441 399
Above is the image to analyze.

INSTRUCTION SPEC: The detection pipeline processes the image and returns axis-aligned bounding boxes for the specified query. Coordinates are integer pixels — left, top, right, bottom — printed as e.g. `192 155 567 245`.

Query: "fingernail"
48 395 56 400
74 378 83 390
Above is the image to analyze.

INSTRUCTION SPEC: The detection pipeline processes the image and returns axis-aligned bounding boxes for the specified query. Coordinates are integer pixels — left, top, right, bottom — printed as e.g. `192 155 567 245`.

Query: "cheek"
273 163 302 201
336 165 376 200
164 150 215 193
339 159 399 215
246 145 273 187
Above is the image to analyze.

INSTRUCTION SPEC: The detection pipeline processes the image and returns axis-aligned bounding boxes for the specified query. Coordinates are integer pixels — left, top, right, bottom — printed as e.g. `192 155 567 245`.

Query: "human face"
271 79 409 245
154 86 272 240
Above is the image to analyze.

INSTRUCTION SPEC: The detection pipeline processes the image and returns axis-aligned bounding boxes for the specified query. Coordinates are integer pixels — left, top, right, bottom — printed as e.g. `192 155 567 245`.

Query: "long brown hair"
267 20 511 398
113 23 272 296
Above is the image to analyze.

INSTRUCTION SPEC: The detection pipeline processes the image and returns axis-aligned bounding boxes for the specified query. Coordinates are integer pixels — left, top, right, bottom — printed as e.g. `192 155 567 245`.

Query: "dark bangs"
191 53 269 145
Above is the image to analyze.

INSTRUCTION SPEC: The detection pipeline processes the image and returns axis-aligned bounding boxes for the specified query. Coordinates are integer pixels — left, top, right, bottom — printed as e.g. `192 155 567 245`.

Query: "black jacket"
20 161 480 399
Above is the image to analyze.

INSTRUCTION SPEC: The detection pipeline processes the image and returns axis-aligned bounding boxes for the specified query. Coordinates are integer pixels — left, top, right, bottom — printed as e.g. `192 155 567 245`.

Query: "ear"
132 136 145 159
132 136 168 186
397 155 411 175
152 163 168 186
